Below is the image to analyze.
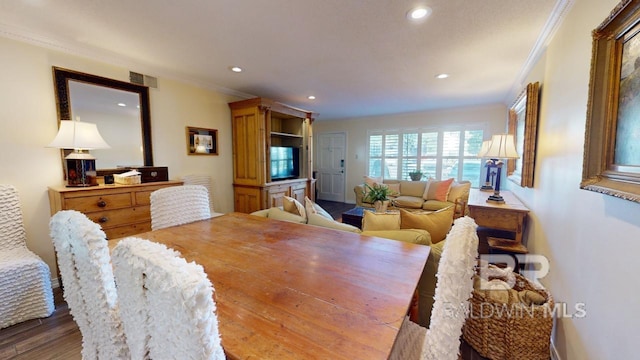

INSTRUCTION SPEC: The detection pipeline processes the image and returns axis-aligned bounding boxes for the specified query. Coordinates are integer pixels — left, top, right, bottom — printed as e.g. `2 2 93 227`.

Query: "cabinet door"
234 186 261 213
232 107 265 185
268 185 290 208
291 183 307 204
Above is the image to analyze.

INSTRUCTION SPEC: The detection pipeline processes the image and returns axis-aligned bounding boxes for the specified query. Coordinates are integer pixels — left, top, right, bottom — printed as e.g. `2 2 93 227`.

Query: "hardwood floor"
0 288 81 359
314 199 355 220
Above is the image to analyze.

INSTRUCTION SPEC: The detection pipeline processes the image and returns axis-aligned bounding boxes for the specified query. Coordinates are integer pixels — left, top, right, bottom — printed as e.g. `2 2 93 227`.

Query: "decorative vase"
409 173 422 181
374 200 390 213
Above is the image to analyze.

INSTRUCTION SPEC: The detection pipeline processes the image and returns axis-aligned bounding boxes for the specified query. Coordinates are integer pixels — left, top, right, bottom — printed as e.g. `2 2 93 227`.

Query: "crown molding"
505 0 575 103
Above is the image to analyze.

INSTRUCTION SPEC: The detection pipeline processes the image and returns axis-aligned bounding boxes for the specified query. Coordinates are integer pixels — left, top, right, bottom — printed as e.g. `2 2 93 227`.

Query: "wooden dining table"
108 212 430 359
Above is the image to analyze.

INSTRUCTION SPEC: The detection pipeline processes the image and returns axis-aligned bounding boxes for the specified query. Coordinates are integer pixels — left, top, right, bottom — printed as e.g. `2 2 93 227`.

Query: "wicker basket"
462 266 554 360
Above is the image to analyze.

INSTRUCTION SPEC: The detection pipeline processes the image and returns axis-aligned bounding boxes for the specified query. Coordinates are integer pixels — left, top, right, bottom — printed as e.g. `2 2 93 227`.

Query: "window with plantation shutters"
367 126 484 187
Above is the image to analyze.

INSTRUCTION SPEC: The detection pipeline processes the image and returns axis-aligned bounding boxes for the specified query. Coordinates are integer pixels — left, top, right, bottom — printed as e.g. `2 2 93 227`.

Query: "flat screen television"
270 146 300 181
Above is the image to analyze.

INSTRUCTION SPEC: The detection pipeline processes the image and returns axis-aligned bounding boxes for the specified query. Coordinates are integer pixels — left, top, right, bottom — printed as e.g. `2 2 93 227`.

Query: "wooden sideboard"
48 181 183 239
467 189 530 252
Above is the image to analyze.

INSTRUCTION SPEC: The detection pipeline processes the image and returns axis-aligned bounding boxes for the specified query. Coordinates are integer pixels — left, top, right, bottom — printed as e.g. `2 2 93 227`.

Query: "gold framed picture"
508 82 540 188
582 0 640 202
186 126 218 156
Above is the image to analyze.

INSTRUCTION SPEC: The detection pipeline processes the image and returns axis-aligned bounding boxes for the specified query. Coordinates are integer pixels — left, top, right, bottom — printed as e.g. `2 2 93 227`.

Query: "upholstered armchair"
150 185 212 230
0 184 54 329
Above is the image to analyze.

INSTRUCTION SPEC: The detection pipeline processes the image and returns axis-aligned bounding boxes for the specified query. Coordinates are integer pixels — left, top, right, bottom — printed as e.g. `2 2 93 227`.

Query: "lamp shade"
483 134 520 159
48 120 110 150
477 140 491 158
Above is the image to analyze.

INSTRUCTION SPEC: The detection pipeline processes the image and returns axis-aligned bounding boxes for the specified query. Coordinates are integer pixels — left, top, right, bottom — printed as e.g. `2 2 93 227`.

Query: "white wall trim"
505 0 576 103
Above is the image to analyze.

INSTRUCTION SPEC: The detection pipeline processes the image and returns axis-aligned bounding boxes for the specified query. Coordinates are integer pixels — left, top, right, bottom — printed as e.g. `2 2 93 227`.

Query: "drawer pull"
99 217 109 223
97 200 107 208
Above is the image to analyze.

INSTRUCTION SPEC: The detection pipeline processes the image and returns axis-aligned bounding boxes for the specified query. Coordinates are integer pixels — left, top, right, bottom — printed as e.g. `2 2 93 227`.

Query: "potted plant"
409 169 424 181
364 183 392 213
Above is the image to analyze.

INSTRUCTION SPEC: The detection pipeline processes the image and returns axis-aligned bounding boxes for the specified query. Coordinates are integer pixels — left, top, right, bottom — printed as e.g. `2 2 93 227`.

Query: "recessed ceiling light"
229 66 242 73
308 95 316 100
117 103 126 107
407 6 432 21
435 73 449 79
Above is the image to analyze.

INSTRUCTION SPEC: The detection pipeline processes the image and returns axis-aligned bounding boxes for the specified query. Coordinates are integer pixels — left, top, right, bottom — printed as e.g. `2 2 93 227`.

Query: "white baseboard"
550 340 561 360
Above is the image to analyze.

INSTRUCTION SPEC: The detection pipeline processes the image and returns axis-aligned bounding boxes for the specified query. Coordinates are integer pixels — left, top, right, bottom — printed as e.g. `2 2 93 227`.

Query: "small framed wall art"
186 126 218 155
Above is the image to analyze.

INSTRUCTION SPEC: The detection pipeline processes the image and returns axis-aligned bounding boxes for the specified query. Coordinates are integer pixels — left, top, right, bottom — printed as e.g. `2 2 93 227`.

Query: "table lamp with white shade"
48 118 110 187
482 134 520 204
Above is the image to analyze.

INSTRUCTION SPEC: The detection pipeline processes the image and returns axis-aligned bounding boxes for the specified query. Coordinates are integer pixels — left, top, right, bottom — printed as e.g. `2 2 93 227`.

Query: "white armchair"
181 174 224 217
49 210 129 359
0 184 54 329
389 216 479 360
112 237 225 359
150 184 213 230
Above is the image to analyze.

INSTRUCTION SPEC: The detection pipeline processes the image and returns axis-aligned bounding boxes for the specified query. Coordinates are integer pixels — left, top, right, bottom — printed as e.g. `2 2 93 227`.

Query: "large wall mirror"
53 67 153 170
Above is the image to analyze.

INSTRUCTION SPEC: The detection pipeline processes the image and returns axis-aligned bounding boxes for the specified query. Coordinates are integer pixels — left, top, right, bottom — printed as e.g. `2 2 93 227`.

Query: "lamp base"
480 183 494 192
486 194 505 204
65 157 98 187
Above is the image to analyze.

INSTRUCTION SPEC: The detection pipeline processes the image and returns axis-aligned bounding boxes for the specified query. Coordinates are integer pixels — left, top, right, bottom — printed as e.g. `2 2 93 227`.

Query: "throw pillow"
422 178 454 201
362 211 401 231
364 175 383 187
304 196 333 220
307 213 361 233
267 207 306 224
399 181 427 197
386 183 401 197
283 196 307 221
399 206 454 243
447 181 471 203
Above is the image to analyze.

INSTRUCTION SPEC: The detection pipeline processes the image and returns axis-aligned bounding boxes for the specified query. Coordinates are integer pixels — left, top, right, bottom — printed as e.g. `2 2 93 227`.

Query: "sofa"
354 178 471 218
250 196 457 327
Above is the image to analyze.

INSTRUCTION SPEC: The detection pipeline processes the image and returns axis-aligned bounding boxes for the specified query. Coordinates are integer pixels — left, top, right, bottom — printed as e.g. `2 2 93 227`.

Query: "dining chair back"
389 216 479 360
112 237 225 360
49 210 129 359
181 174 225 217
0 184 54 329
150 184 212 230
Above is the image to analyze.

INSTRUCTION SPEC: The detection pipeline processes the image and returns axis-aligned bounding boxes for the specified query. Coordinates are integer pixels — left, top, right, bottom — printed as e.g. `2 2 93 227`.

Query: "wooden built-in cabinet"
229 97 315 213
48 181 183 239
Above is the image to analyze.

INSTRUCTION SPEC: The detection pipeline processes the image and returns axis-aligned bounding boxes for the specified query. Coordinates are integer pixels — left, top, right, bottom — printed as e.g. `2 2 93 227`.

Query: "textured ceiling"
0 0 567 120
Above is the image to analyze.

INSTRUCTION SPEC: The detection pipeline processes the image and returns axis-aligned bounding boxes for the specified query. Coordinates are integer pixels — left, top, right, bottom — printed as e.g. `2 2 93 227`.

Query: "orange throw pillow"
423 178 454 202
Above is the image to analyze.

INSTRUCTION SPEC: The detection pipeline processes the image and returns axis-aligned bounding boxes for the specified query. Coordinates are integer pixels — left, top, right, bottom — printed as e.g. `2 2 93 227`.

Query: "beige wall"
0 37 239 280
505 0 640 359
314 104 507 203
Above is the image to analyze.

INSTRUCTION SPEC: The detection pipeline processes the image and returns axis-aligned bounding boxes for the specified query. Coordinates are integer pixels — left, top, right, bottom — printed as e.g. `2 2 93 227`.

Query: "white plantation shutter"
367 126 484 186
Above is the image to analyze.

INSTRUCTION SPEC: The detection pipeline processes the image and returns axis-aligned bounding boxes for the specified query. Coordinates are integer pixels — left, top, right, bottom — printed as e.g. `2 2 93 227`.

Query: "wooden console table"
467 189 529 253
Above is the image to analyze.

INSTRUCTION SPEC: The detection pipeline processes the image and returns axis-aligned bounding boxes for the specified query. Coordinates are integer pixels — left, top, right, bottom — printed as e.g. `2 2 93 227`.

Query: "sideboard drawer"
85 206 150 229
134 190 153 206
64 193 133 213
104 222 152 240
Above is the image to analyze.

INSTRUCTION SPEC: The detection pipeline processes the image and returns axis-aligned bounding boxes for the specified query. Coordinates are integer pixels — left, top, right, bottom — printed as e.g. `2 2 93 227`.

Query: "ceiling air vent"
129 71 158 88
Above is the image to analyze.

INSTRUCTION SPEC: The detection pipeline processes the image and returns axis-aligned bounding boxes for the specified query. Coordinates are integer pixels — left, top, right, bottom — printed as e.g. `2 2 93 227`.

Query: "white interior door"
316 132 346 202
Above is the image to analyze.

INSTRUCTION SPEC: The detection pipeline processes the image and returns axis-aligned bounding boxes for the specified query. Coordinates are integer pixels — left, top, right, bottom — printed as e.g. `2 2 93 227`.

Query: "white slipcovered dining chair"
49 210 129 359
150 184 213 230
112 237 225 360
0 184 54 329
181 174 224 217
389 216 479 360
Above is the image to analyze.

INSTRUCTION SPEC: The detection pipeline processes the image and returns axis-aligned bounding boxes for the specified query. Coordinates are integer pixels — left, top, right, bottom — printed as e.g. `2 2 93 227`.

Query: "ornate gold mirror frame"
582 0 640 203
508 82 540 188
